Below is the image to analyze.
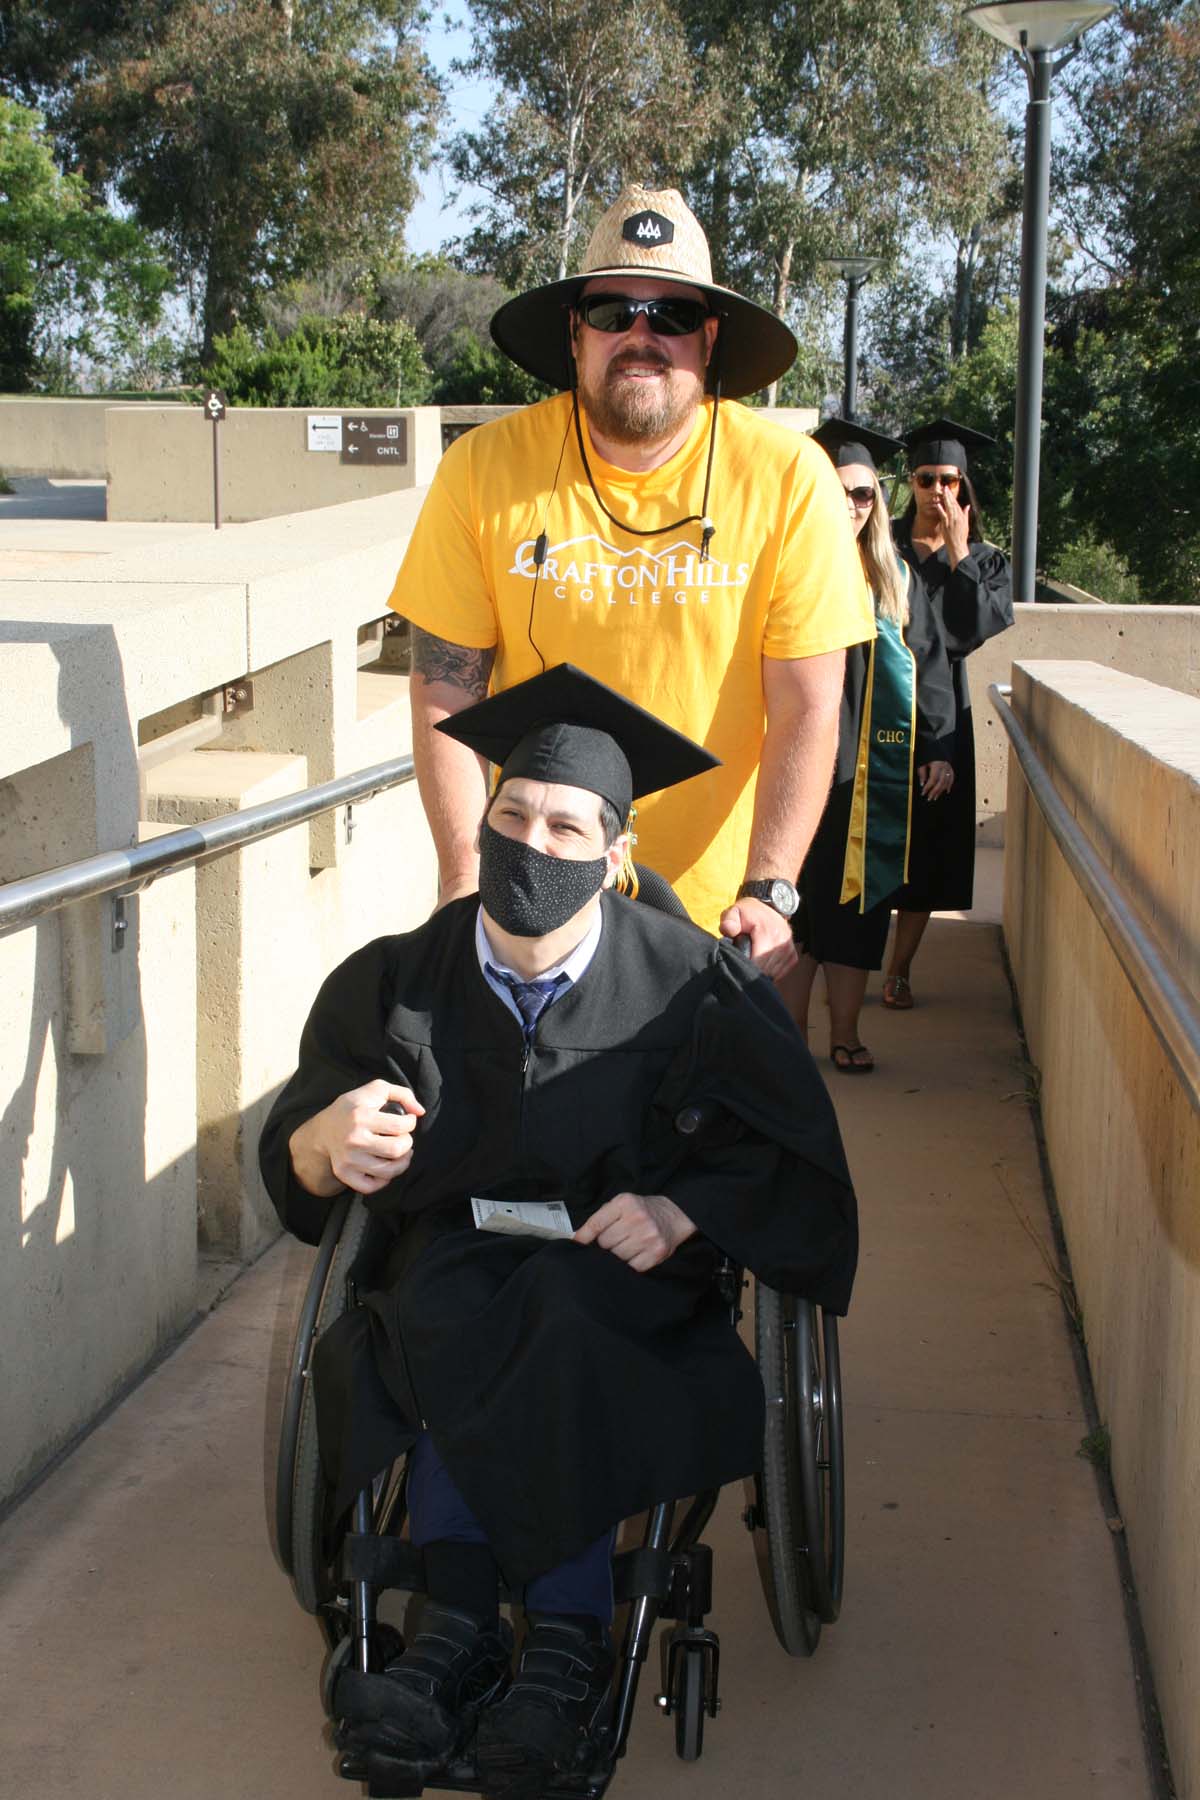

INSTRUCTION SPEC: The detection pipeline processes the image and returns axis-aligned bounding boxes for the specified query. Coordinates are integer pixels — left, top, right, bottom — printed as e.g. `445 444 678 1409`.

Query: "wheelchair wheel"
753 1285 845 1656
673 1644 706 1761
285 1195 382 1612
274 1196 352 1578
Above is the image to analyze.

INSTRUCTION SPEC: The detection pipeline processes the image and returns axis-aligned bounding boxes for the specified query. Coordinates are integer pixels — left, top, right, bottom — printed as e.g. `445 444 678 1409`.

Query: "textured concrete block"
106 405 444 523
1004 659 1200 1800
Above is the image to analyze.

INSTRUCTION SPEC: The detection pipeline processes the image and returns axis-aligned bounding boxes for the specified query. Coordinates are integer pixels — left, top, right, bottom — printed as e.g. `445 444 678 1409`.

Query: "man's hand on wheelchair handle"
289 1079 425 1198
573 1192 697 1272
719 896 797 981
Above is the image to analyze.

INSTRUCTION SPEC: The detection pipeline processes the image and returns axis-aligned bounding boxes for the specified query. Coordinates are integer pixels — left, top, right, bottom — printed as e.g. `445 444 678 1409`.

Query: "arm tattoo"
411 626 495 697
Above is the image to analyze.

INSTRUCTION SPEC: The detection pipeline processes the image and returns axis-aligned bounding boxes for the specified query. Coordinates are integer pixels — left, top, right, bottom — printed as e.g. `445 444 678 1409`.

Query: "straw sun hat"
490 184 798 400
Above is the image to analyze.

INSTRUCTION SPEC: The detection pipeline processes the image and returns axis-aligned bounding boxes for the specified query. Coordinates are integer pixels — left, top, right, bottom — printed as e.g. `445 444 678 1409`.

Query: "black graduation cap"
810 417 904 473
903 417 996 473
435 663 720 819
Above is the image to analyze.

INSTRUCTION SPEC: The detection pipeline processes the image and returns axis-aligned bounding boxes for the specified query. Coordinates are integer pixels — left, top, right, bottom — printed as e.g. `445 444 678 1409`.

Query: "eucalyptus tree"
678 0 1010 401
1 0 442 359
447 0 718 287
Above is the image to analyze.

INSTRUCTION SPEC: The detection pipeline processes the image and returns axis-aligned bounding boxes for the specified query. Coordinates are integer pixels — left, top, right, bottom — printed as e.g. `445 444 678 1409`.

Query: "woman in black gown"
780 419 955 1072
884 418 1014 1009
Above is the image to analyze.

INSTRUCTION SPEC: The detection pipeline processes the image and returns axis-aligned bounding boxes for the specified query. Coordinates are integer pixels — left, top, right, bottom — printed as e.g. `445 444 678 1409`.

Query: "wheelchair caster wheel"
672 1643 707 1762
660 1627 719 1763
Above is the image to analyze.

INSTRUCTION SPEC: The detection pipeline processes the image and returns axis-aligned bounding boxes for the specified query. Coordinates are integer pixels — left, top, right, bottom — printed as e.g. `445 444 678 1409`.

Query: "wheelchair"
273 1191 845 1796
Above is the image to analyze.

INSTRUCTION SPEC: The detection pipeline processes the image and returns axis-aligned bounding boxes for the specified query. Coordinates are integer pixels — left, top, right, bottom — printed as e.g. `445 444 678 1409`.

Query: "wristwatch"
737 877 799 919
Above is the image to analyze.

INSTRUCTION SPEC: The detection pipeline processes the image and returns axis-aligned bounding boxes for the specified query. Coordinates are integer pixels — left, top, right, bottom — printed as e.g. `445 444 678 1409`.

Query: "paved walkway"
0 859 1158 1800
0 478 211 572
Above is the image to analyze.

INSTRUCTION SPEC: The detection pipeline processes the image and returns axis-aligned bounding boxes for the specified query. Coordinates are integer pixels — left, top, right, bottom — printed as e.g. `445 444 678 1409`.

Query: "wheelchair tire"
753 1286 845 1655
274 1196 353 1578
288 1195 377 1613
673 1645 706 1762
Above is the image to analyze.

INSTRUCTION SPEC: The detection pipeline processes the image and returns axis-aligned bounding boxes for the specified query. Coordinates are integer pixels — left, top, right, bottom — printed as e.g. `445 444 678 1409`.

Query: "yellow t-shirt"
389 392 874 931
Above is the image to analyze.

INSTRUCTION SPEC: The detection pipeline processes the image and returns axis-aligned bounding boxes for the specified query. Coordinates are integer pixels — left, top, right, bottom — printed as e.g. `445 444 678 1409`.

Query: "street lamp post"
822 256 883 420
965 0 1114 602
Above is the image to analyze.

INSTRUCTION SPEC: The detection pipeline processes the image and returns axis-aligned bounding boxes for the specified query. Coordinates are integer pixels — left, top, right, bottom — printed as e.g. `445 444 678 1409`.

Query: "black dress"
259 892 856 1584
892 518 1013 911
795 574 956 969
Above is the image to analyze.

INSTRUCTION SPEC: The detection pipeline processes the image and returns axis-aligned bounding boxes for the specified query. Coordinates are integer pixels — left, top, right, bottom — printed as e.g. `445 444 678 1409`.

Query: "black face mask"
478 819 609 938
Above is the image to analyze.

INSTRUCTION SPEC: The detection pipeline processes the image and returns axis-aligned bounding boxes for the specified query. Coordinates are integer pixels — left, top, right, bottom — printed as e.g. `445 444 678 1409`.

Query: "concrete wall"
1002 661 1200 1800
106 404 444 523
969 603 1200 847
0 488 436 1505
0 396 125 478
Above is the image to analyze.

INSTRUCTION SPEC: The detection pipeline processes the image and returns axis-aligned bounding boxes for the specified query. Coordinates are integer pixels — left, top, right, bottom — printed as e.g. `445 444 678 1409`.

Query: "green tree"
429 330 549 405
677 0 1010 401
5 0 441 359
0 97 169 390
1053 1 1200 601
374 258 510 374
447 0 717 287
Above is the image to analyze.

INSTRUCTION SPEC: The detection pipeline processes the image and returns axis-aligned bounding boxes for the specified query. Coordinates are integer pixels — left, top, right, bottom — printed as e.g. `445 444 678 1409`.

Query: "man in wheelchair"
260 665 856 1799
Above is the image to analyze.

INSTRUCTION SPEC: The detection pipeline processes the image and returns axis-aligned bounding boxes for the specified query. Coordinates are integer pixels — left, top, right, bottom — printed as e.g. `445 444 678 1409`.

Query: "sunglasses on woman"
575 293 711 337
844 485 875 507
914 471 961 490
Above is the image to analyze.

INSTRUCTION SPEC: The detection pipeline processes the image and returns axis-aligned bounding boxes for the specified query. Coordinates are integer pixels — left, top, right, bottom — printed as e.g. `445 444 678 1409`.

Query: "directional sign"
339 415 408 465
202 387 227 423
307 413 343 453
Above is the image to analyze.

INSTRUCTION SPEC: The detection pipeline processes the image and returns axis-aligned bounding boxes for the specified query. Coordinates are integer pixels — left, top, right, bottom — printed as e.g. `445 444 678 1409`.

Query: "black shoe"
336 1602 513 1766
476 1613 614 1799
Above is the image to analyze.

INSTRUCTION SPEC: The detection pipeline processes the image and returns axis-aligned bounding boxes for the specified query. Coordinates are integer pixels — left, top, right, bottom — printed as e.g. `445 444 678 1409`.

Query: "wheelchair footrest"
337 1746 617 1799
336 1747 429 1797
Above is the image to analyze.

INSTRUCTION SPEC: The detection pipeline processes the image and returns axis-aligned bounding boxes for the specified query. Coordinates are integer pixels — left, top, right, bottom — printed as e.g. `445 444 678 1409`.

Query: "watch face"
770 879 798 917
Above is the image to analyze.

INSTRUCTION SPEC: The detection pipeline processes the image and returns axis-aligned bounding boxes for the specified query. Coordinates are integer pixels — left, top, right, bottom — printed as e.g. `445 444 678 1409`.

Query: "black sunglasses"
914 470 961 490
575 293 711 337
844 484 875 507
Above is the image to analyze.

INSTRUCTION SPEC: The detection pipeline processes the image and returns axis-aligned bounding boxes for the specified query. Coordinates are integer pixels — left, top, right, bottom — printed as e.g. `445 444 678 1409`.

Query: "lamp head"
965 0 1114 53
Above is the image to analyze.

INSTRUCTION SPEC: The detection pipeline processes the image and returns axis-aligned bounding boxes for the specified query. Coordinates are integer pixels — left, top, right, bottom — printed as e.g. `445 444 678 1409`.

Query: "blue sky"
404 1 496 258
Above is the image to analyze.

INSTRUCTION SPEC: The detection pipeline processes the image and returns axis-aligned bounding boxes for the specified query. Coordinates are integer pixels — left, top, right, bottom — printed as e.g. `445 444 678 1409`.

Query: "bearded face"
571 278 718 449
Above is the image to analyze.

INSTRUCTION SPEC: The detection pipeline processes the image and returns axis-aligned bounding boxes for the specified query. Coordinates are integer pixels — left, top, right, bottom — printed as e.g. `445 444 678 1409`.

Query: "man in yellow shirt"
389 184 874 968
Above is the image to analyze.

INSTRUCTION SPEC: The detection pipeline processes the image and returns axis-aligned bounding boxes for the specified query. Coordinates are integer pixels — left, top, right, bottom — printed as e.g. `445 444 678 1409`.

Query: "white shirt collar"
475 902 604 1016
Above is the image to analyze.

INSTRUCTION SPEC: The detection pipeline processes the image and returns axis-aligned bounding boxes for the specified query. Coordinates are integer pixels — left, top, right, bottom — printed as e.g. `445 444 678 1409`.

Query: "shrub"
1050 533 1142 605
430 330 549 406
204 315 430 408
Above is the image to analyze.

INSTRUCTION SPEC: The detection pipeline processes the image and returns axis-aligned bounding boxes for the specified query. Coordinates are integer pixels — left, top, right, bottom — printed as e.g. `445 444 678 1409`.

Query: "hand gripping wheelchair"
273 1192 845 1796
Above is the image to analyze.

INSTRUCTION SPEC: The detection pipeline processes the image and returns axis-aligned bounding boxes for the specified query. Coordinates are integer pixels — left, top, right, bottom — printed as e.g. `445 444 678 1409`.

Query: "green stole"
840 566 917 913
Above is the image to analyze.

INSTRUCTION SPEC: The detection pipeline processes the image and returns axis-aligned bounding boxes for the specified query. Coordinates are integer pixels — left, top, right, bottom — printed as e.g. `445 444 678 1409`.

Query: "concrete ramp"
0 891 1158 1800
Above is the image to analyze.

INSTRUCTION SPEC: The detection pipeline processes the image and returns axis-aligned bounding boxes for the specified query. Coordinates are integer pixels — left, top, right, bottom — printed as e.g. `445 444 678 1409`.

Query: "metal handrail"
990 682 1200 1115
0 753 415 939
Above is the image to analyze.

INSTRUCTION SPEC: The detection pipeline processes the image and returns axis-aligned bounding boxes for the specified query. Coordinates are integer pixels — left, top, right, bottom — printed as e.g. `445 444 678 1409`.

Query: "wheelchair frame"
273 1193 845 1796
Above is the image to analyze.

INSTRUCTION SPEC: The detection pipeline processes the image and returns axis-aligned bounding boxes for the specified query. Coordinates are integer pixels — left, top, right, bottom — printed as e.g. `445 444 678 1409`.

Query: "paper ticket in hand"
470 1197 574 1240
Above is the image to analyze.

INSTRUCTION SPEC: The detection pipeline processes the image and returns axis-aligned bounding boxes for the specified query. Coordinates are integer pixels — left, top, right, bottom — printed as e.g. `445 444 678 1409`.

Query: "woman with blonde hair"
779 419 955 1072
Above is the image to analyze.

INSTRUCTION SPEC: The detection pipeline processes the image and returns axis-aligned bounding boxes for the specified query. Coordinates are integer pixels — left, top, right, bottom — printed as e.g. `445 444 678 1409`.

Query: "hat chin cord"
524 320 723 670
564 317 723 564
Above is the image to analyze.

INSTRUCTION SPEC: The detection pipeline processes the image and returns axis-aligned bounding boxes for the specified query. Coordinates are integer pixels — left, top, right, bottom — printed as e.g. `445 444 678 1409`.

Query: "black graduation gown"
259 892 856 1584
892 519 1014 910
796 574 956 969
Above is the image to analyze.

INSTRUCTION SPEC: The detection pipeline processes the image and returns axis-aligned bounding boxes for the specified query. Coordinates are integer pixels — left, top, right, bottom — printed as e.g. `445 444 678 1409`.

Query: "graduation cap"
810 417 904 474
903 417 996 473
435 663 720 820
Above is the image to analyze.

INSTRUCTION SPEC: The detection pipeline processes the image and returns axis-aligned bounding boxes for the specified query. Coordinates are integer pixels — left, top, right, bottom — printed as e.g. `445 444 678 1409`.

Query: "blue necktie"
488 968 569 1042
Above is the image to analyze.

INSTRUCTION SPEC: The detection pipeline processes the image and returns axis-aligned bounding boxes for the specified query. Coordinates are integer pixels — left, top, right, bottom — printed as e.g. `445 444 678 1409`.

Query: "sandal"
831 1042 875 1074
882 976 913 1010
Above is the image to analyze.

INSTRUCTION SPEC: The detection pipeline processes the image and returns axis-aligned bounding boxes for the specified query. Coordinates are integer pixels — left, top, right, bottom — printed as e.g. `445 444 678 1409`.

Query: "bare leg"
825 963 871 1065
886 909 931 984
777 951 820 1041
